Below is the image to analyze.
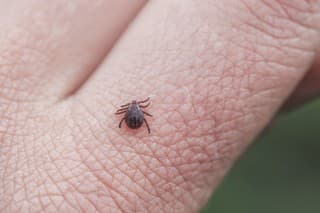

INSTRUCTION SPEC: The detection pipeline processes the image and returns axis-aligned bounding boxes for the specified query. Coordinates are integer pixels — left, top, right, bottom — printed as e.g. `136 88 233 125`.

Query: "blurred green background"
202 99 320 213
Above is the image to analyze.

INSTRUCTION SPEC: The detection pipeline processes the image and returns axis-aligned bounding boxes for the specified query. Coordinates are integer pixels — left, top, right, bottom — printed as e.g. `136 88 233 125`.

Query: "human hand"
1 0 320 212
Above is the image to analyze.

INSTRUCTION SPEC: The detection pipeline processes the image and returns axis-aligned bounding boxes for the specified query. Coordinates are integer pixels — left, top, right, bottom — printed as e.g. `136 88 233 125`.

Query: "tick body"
115 97 152 133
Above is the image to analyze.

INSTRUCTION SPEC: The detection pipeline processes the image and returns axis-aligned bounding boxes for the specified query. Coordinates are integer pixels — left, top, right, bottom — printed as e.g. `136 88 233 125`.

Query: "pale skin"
0 0 320 212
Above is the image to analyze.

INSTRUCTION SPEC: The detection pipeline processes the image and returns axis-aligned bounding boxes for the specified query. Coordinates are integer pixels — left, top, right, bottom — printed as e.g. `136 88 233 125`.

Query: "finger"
0 0 146 105
72 0 320 211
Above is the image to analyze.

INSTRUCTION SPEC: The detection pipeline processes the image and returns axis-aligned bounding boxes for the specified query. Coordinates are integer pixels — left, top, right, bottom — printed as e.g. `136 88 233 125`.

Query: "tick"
115 97 152 133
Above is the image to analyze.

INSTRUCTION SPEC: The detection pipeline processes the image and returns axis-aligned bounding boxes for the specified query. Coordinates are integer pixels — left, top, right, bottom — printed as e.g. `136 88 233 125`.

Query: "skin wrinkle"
44 145 82 211
41 178 67 212
152 68 242 210
70 122 122 211
0 106 97 211
0 112 31 211
241 0 306 38
97 1 312 208
262 0 292 16
73 96 191 210
1 0 320 212
248 0 316 28
234 37 305 74
22 122 37 211
129 142 186 201
71 106 136 212
158 102 222 180
0 102 46 197
234 1 319 54
38 174 63 212
76 92 224 211
29 131 68 209
7 143 26 211
74 102 179 211
228 41 313 94
275 0 320 27
78 64 250 210
50 167 102 209
0 0 148 106
0 25 54 104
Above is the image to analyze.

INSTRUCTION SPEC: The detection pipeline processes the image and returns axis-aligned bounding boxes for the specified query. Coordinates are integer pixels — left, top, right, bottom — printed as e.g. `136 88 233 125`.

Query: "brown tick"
115 97 152 133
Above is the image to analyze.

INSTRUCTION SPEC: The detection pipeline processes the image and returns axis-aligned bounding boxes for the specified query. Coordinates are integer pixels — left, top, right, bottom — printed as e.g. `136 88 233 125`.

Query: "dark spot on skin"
115 97 152 134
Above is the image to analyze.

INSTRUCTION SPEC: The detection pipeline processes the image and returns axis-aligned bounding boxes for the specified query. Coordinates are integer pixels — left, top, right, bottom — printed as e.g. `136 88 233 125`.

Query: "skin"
0 0 320 212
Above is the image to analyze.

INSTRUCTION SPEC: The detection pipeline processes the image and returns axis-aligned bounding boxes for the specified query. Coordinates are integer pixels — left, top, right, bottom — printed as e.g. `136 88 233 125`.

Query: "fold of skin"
286 54 320 107
0 0 320 212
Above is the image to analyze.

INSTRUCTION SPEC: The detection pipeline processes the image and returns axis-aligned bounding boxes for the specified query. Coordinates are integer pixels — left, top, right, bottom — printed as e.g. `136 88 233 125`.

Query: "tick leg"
144 118 151 134
119 117 125 128
138 97 150 104
120 103 130 107
142 111 152 117
139 102 150 108
115 111 126 115
116 107 128 112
